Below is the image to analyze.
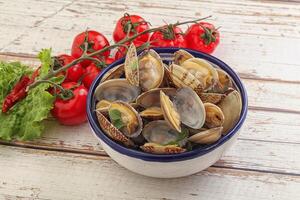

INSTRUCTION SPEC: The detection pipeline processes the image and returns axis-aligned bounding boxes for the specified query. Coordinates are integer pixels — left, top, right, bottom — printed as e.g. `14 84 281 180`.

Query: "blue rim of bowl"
87 47 248 162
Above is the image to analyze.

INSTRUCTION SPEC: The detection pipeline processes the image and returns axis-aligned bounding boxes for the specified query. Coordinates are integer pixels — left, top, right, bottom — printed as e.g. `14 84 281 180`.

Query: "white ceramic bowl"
87 47 248 178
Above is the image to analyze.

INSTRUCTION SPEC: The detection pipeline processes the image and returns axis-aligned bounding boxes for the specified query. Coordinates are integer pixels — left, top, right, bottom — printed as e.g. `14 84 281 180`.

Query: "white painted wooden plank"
0 145 299 200
0 0 300 82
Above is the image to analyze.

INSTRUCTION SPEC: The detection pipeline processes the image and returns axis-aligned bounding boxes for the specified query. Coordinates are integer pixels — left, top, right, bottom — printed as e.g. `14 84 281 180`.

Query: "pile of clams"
94 44 242 154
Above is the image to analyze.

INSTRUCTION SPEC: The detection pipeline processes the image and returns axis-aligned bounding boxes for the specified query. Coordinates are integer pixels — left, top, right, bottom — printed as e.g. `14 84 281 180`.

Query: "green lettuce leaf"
0 49 55 141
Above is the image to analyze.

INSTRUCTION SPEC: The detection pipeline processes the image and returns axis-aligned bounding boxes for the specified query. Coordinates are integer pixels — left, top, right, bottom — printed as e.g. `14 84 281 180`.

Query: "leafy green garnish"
108 109 125 129
0 49 55 141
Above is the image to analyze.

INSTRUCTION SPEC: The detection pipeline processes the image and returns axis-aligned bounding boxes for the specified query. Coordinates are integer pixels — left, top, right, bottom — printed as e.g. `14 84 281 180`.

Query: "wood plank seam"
1 142 299 177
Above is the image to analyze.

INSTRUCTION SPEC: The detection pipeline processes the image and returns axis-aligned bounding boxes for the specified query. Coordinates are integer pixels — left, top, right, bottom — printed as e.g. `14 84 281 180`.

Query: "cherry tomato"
105 57 115 65
150 26 186 48
185 22 220 54
51 82 88 125
56 54 85 83
113 14 149 45
71 30 110 67
82 63 101 89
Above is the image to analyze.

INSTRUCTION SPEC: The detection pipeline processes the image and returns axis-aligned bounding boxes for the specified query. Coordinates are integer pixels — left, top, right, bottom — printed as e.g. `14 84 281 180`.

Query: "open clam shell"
138 49 164 91
94 78 141 103
142 120 187 146
96 111 135 147
141 143 186 154
188 127 223 144
174 87 206 130
108 101 143 138
204 103 225 128
168 63 204 95
136 88 176 108
160 90 181 132
174 49 194 65
140 107 164 120
101 64 124 83
181 58 219 91
124 43 139 86
218 90 242 134
212 69 233 93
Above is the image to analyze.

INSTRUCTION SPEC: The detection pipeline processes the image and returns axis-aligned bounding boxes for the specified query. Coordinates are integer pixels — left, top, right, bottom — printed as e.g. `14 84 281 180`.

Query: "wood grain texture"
0 145 299 200
0 0 300 82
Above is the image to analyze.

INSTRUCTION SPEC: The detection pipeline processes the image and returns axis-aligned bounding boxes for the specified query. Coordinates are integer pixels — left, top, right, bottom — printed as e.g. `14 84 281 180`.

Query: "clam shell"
204 103 225 128
174 49 194 65
199 93 225 104
101 64 124 83
141 143 186 154
169 63 204 94
142 120 187 146
188 127 223 144
108 101 143 138
174 87 206 130
140 107 164 120
160 90 181 132
181 58 218 91
96 110 134 147
138 49 164 91
218 90 242 134
124 43 139 86
136 88 176 108
212 69 233 93
94 78 141 103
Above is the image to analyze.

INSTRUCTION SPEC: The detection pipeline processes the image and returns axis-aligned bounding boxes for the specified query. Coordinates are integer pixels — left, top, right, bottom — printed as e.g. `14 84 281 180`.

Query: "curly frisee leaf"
0 49 56 141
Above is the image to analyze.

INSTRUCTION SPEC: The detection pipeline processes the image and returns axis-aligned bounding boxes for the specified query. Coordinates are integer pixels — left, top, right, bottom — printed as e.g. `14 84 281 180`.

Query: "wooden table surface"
1 0 300 199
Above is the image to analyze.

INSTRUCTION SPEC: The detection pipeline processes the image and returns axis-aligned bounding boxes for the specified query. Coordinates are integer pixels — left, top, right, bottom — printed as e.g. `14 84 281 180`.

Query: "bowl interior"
87 47 248 162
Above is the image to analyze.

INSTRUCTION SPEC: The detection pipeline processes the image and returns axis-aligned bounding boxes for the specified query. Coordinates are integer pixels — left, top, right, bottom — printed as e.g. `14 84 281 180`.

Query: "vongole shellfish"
94 48 243 155
94 78 141 103
140 120 187 154
174 49 194 65
211 68 233 93
168 63 204 94
124 44 165 91
218 90 242 134
101 64 124 83
180 58 219 91
96 101 143 147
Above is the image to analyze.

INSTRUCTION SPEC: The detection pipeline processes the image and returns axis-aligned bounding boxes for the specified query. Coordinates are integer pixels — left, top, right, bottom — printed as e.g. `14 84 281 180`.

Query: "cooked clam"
142 120 187 146
160 90 181 132
204 103 225 128
181 58 218 91
94 78 140 103
174 87 206 130
140 107 164 120
174 49 194 65
168 63 203 94
138 49 164 91
96 111 135 147
124 43 139 86
218 90 242 134
188 127 223 144
141 120 187 154
108 101 143 138
212 69 233 93
136 88 176 108
101 64 124 83
141 143 186 154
